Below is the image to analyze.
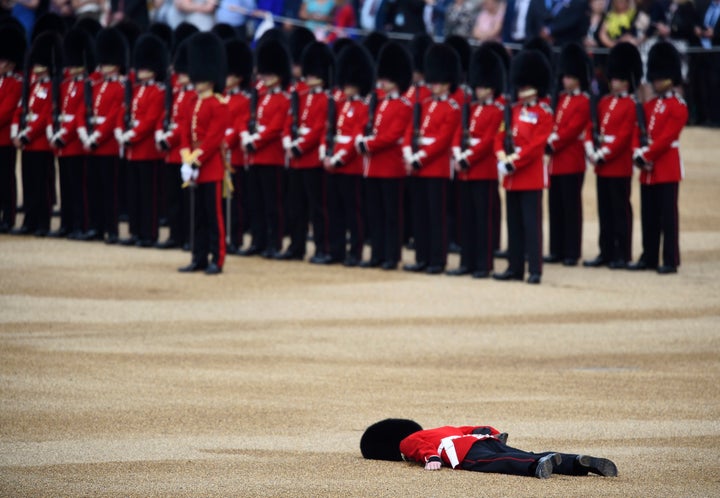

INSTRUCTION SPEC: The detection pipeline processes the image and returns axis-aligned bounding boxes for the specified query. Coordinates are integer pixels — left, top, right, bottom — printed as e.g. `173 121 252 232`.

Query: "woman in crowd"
472 0 506 42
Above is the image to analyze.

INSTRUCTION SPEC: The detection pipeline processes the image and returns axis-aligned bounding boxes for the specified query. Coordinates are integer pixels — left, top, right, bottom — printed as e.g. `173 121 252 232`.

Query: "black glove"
53 137 66 149
504 162 515 174
19 135 30 146
291 144 302 158
458 157 470 171
411 159 422 171
544 143 554 155
358 140 368 155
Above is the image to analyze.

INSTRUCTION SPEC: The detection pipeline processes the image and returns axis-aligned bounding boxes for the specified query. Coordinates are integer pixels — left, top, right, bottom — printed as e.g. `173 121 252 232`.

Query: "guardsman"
544 43 591 267
11 31 61 237
322 42 372 267
0 25 26 233
402 43 461 275
239 39 291 259
628 42 688 275
119 33 167 247
178 32 230 275
356 42 413 270
278 42 334 264
493 49 554 285
582 42 641 270
446 46 505 279
78 27 127 243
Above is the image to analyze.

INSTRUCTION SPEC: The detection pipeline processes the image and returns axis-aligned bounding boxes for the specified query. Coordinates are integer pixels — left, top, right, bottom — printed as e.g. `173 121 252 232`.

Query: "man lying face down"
360 419 618 479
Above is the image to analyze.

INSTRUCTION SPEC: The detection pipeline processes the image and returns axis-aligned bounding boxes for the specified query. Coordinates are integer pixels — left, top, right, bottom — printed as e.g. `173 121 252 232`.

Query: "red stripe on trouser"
215 182 226 267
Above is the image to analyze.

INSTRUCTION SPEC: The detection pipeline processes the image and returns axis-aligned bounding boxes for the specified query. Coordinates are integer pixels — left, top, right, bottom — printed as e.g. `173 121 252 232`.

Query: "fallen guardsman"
360 419 618 479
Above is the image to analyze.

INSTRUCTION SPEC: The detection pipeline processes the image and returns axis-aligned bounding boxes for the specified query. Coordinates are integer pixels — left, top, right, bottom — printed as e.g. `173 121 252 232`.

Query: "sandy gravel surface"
1 127 719 497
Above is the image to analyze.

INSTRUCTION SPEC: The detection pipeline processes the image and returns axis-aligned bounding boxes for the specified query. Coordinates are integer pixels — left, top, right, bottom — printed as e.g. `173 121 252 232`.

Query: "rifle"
290 82 300 142
632 74 649 148
123 73 133 133
501 65 515 173
364 89 377 137
84 51 94 136
18 52 31 132
163 70 173 133
458 85 472 171
247 84 258 135
587 60 601 152
51 47 61 138
325 74 336 160
411 82 421 153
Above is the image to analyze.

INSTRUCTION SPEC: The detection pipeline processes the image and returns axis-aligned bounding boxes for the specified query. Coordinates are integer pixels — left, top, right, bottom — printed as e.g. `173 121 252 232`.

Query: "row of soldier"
0 17 687 281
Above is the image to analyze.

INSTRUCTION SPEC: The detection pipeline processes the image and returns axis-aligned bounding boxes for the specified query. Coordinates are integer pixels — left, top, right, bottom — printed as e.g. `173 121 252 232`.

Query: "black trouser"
548 172 584 261
459 179 498 272
57 155 88 233
461 439 589 477
412 177 448 268
20 150 53 232
126 159 159 243
365 177 404 264
162 162 188 245
0 145 17 228
446 177 460 248
639 182 680 268
247 164 284 252
596 176 632 262
87 155 119 237
505 189 543 277
326 172 365 261
222 166 246 248
286 167 328 257
191 180 225 268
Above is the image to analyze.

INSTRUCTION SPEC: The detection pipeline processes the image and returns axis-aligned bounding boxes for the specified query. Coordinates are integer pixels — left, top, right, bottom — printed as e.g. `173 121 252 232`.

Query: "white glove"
51 128 67 145
10 124 18 140
318 144 326 161
113 128 123 144
154 129 164 144
181 163 193 183
88 131 100 147
355 135 369 153
452 146 462 163
241 131 259 150
191 167 199 181
547 132 559 151
402 145 413 164
584 141 595 160
594 146 610 163
121 130 136 144
497 161 509 178
282 135 292 150
46 125 54 142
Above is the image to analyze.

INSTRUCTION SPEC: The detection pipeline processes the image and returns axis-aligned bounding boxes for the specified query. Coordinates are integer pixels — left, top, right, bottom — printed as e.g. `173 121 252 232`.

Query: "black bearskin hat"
0 15 25 38
173 21 199 57
523 36 555 69
212 22 238 41
376 41 412 93
481 40 510 72
114 19 142 53
289 26 315 65
225 38 253 88
424 43 461 92
74 17 102 38
647 41 682 85
337 44 374 96
31 12 66 41
301 41 335 83
62 27 95 71
607 41 643 91
188 32 227 93
173 39 191 75
559 42 590 90
149 22 174 50
96 27 128 71
362 31 389 62
444 34 470 77
0 25 27 69
469 44 505 95
256 27 288 48
511 49 552 97
409 32 433 75
256 39 291 87
134 33 168 82
360 419 423 461
29 31 63 74
331 36 356 57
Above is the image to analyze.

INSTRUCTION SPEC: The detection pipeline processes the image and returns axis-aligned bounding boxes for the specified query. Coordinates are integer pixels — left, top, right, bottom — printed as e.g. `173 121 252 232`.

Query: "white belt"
419 137 436 146
26 114 38 122
299 126 311 136
671 140 679 148
61 114 74 123
258 125 266 133
438 436 461 469
91 116 106 124
469 137 480 147
335 135 352 144
603 135 615 144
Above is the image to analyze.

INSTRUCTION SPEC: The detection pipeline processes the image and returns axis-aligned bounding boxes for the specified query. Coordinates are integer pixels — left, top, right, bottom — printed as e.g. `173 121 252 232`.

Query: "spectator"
216 0 255 38
359 0 386 30
326 0 356 42
473 0 506 42
12 0 42 40
72 0 104 21
585 0 607 48
109 0 150 28
542 0 590 45
444 0 480 37
598 0 641 47
299 0 336 33
389 0 427 34
167 0 217 30
697 0 720 125
501 0 547 44
428 0 452 37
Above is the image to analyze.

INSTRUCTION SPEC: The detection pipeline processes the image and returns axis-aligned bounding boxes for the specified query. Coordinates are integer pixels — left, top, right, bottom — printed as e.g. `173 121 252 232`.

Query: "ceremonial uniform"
0 70 23 232
223 86 250 252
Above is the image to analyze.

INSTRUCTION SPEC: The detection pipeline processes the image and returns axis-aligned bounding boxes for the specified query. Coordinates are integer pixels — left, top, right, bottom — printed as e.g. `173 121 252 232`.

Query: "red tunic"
223 87 250 166
325 96 368 176
0 72 22 147
126 81 165 161
251 87 290 166
364 93 413 178
399 425 502 468
584 93 636 178
453 98 504 181
549 90 590 176
494 101 554 191
12 77 52 152
55 76 87 157
638 92 687 185
164 84 197 164
85 77 124 157
182 93 230 183
285 87 327 169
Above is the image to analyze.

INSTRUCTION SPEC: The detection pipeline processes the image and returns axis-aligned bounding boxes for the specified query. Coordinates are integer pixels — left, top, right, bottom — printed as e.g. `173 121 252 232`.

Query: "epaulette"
215 93 229 104
448 98 460 110
540 102 553 114
400 96 412 106
674 94 687 106
493 101 504 111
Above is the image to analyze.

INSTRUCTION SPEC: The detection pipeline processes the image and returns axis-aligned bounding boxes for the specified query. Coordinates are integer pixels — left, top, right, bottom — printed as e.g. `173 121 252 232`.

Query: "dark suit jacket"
547 0 590 46
502 0 548 43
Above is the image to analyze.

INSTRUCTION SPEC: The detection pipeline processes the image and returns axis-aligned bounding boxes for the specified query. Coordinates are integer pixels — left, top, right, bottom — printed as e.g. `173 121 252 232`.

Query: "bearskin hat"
256 27 288 48
337 44 374 96
173 38 191 75
606 41 643 91
256 38 291 87
212 22 238 41
134 33 168 82
360 419 423 461
559 42 590 90
424 43 461 91
96 27 128 71
469 44 505 95
444 34 470 77
29 31 63 74
188 32 227 93
523 36 555 69
511 49 552 97
331 37 356 57
114 19 142 53
0 25 27 69
225 38 253 88
376 41 412 93
362 31 389 62
62 27 95 71
149 22 174 50
0 15 25 38
74 17 102 38
301 41 335 83
289 26 316 65
409 32 433 75
172 22 198 61
31 12 66 42
481 40 510 72
647 41 682 85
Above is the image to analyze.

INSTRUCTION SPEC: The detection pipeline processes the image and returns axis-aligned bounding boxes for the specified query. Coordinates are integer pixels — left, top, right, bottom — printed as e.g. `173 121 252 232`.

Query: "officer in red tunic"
178 32 230 275
493 50 554 284
0 25 26 233
360 418 618 479
239 39 291 259
356 42 413 270
119 33 167 247
544 43 591 267
11 32 61 237
322 43 372 267
628 42 688 274
402 43 461 275
583 42 642 270
48 28 94 240
447 46 505 279
79 27 127 243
